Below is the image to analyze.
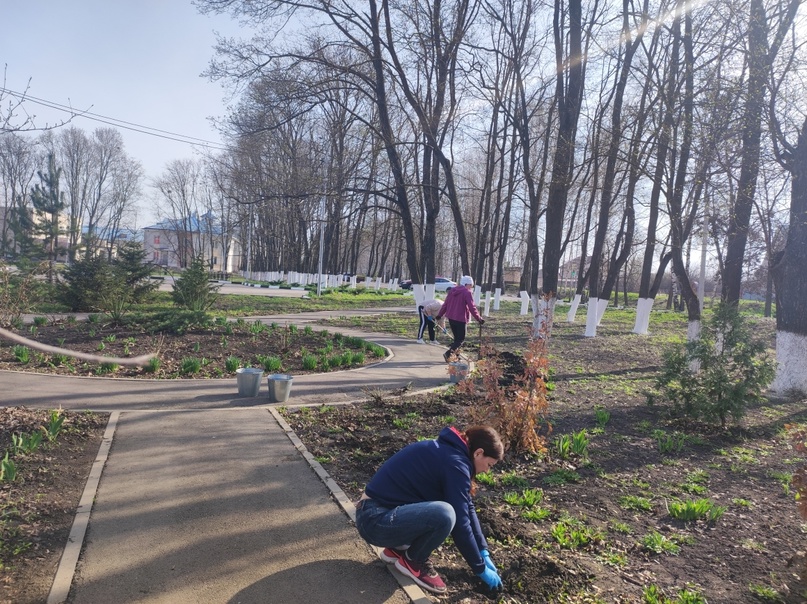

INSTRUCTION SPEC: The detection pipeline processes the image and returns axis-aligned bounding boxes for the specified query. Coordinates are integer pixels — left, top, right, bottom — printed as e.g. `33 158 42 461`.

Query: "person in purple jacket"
435 275 485 363
354 425 504 594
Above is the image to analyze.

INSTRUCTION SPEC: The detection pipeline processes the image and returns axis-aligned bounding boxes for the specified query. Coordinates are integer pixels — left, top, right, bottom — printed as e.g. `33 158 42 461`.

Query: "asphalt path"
3 310 449 412
2 306 448 604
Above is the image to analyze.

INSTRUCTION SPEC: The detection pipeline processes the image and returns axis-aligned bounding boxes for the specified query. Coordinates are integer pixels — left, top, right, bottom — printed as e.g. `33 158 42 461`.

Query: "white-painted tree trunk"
584 297 600 337
770 330 807 397
531 295 556 337
567 294 581 322
412 284 426 307
687 319 702 372
633 298 654 335
519 291 530 315
595 298 608 325
687 320 701 342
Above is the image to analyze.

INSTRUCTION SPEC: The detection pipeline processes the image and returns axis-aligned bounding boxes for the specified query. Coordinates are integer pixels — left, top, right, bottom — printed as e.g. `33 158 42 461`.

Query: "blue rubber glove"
476 566 502 590
480 549 497 573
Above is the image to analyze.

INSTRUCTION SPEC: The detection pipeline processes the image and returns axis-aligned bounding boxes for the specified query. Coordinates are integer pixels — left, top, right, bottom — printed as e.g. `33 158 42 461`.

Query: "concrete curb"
269 407 433 604
47 411 120 604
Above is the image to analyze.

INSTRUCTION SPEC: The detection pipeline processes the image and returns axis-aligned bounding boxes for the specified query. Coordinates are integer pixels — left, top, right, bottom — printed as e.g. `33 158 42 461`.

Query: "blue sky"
2 0 250 225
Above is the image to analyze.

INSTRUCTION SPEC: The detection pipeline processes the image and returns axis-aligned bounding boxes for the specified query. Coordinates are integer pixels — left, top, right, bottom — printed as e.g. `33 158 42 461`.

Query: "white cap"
460 275 474 287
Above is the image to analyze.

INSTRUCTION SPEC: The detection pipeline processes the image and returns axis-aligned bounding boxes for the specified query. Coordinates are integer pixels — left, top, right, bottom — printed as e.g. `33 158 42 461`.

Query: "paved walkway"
2 308 452 604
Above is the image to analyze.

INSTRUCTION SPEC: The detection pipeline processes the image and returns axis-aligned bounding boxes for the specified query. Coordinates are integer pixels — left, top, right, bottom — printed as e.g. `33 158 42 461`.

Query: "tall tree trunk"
722 0 768 305
770 117 807 395
540 0 585 333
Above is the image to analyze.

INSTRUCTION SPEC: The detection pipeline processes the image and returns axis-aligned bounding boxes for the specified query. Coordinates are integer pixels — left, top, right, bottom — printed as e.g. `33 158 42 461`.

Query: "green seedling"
12 345 30 364
556 434 571 459
551 515 601 549
542 469 580 486
42 409 65 443
620 495 653 512
503 488 544 508
96 362 119 375
144 356 161 373
500 471 529 488
571 429 589 458
260 355 282 372
1 452 17 482
748 583 783 602
180 357 202 375
522 507 551 522
653 429 686 455
392 412 420 430
594 405 611 428
667 498 726 523
12 431 43 454
476 472 496 487
768 471 792 495
641 531 680 555
302 354 317 371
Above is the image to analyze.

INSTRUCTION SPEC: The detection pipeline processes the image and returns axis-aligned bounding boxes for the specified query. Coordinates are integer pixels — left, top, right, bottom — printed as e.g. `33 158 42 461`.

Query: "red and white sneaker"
379 547 406 564
394 554 447 594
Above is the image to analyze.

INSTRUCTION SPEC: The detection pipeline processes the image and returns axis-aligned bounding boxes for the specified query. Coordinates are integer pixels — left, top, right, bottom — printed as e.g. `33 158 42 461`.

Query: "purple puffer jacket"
436 285 482 324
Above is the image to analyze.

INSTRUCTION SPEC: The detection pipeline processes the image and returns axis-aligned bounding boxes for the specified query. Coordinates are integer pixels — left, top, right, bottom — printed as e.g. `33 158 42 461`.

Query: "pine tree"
112 241 158 303
29 154 66 282
7 194 38 262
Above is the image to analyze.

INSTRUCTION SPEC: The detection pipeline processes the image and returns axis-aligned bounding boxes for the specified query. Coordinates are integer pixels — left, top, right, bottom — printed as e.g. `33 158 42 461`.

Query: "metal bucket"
267 374 293 403
236 367 264 397
448 362 469 383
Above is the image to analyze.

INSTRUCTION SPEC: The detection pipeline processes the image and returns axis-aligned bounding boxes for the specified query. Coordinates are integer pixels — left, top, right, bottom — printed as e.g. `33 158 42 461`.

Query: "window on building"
154 236 160 244
212 256 218 266
153 251 160 261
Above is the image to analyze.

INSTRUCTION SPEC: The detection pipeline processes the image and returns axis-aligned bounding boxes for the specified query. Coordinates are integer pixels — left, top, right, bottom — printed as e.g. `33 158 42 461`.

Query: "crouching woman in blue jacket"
354 425 505 594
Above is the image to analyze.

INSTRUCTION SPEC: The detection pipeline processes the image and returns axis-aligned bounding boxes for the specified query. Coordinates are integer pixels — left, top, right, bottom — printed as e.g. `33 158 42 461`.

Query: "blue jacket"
364 427 488 574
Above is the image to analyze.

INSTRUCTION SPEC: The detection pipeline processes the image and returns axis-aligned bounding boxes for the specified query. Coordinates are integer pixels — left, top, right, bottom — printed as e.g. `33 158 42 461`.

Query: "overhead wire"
0 86 231 151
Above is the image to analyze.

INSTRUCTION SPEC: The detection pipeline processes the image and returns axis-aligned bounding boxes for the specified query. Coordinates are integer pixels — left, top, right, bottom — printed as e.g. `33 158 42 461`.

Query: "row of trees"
2 0 805 392
193 0 805 392
0 126 144 264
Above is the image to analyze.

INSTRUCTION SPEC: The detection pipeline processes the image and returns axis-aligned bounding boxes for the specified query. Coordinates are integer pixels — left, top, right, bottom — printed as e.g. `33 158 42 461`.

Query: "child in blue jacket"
354 425 504 594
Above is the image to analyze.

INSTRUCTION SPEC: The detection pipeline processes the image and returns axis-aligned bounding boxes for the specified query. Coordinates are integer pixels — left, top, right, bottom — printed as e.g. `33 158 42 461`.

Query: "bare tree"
0 132 37 256
583 0 647 337
767 0 807 395
154 159 207 268
721 0 799 305
539 0 590 332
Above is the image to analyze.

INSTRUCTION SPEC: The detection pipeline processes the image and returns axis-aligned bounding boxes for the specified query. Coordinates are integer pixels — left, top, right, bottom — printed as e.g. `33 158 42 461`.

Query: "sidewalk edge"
46 411 120 604
268 407 432 604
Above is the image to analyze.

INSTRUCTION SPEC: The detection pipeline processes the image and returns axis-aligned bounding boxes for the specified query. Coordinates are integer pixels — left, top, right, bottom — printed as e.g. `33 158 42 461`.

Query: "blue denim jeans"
355 499 456 562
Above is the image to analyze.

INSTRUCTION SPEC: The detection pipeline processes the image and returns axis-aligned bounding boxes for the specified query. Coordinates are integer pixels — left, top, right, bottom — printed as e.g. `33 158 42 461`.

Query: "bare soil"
0 407 106 604
2 310 806 603
0 318 382 378
281 313 807 604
